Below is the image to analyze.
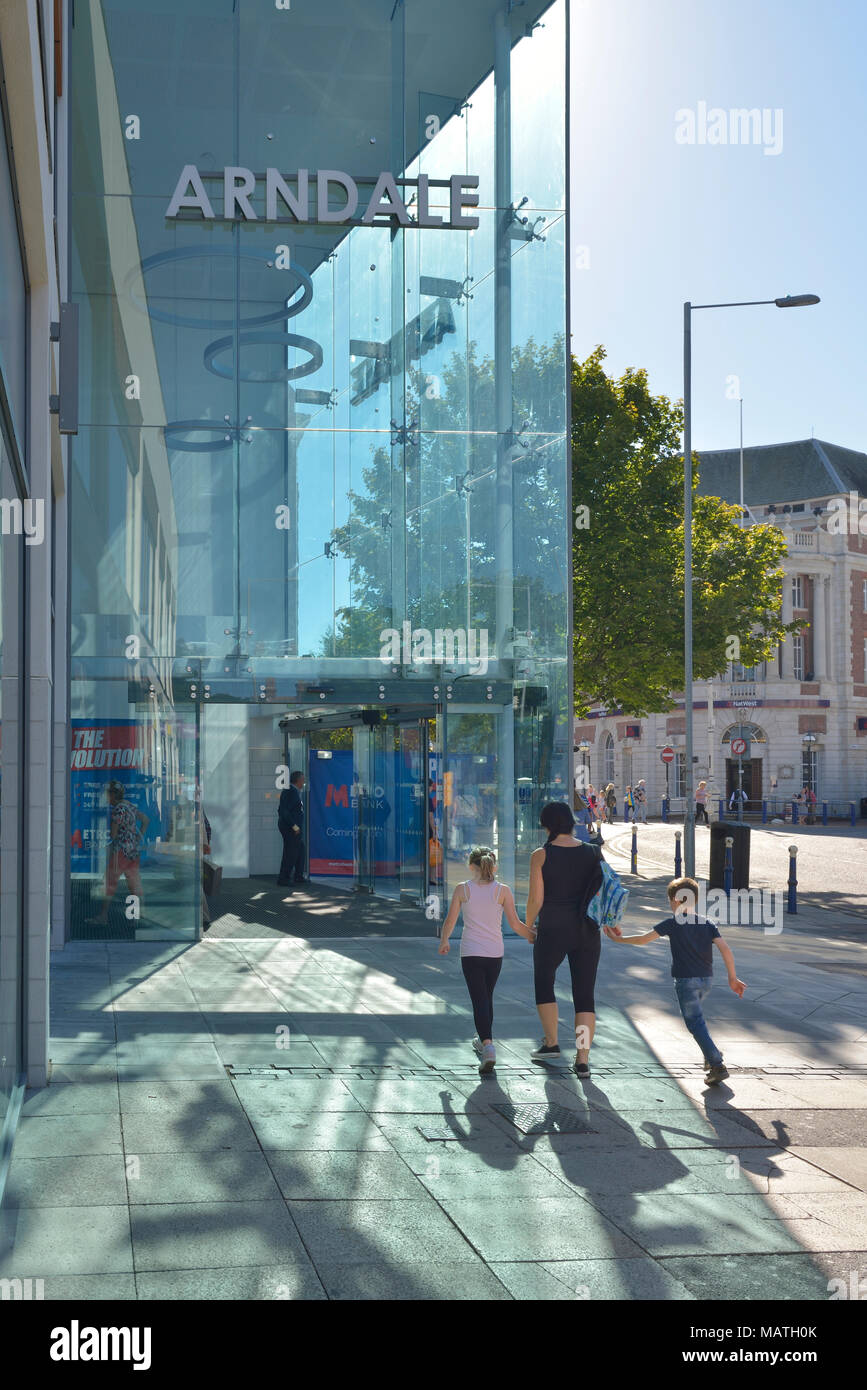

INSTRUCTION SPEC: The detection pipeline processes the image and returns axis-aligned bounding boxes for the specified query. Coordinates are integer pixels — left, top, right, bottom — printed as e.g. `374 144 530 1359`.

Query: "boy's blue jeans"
674 977 723 1067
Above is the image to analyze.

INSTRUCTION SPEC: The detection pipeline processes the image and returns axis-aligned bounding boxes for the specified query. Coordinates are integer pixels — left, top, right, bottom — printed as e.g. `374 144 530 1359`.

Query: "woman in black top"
523 801 604 1077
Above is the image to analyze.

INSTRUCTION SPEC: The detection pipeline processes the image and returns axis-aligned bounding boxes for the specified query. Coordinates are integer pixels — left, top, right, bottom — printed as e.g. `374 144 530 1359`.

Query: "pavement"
2 869 867 1302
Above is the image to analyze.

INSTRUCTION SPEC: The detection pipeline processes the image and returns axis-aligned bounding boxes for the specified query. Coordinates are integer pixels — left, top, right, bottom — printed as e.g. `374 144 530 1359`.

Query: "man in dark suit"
277 771 307 886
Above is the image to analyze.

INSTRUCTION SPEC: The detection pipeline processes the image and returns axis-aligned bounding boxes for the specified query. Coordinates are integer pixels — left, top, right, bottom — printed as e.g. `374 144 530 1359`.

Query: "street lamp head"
774 294 820 308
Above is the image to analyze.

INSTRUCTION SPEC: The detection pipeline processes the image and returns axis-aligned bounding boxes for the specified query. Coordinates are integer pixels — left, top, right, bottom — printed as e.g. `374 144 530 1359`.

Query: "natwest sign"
166 165 480 230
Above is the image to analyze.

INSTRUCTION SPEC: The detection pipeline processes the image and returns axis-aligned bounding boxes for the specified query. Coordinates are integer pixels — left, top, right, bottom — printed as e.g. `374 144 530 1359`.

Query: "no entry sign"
660 746 675 764
731 737 748 756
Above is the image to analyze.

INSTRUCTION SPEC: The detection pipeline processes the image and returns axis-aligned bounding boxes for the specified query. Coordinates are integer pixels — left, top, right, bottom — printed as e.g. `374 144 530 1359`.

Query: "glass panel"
0 429 23 1122
69 0 570 927
398 720 427 904
69 677 199 941
0 99 26 448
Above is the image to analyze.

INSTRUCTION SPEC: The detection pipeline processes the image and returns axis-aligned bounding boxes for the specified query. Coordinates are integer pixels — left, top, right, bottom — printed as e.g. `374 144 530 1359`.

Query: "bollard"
724 837 734 899
822 800 828 827
787 844 798 914
662 797 669 824
850 802 857 828
761 800 768 824
631 823 638 874
674 829 682 878
791 799 799 825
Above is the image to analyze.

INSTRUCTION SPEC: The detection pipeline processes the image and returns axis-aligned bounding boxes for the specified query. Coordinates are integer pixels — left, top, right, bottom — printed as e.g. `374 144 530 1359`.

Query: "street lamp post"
682 293 820 877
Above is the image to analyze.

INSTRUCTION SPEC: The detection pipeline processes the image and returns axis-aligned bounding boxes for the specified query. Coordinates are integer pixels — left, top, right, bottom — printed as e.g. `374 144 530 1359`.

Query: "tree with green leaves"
572 346 792 716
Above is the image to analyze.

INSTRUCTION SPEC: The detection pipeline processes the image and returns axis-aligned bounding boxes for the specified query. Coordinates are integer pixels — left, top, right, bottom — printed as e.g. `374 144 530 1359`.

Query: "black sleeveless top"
539 842 603 931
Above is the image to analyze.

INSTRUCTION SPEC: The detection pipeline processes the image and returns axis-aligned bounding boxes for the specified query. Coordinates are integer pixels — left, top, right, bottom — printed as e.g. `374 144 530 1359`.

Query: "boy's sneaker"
479 1043 496 1075
530 1040 562 1063
471 1037 484 1059
573 1056 591 1079
705 1063 729 1085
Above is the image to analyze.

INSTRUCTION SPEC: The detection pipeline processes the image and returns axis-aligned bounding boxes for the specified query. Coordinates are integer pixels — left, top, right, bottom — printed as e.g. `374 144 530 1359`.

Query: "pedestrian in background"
633 780 648 824
695 780 709 825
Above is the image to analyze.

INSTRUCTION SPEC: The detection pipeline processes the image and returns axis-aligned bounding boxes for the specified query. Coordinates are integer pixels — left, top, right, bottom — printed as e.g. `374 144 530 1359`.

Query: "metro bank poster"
69 719 162 872
307 751 399 876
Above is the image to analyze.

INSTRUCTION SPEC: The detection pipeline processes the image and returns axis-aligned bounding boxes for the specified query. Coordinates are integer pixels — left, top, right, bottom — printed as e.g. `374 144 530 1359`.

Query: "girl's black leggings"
461 956 503 1041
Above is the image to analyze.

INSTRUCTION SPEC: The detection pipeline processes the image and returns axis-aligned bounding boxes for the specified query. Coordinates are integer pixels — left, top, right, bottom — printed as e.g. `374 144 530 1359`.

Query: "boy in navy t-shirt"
607 876 746 1084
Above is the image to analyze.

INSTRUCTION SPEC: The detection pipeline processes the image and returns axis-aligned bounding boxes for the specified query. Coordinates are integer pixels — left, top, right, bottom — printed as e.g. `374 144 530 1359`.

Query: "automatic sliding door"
398 719 427 905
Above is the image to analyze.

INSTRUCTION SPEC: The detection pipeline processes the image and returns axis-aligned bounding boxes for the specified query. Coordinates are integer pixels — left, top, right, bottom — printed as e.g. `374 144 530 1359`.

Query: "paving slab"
492 1257 695 1300
660 1252 844 1300
2 1155 128 1208
13 1113 123 1160
589 1191 818 1257
529 1145 771 1197
134 1263 327 1300
286 1197 480 1264
129 1200 308 1271
435 1194 646 1261
243 1109 392 1152
787 1146 867 1192
22 1074 120 1117
370 1112 523 1155
405 1147 576 1200
314 1258 512 1300
121 1109 259 1155
722 1109 867 1147
29 1273 138 1300
126 1150 283 1205
117 1078 241 1113
231 1075 363 1113
0 1204 133 1276
265 1150 427 1201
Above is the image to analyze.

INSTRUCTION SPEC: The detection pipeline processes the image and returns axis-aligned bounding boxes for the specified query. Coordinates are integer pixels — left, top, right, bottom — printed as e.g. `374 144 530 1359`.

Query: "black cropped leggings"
533 920 601 1014
461 956 503 1041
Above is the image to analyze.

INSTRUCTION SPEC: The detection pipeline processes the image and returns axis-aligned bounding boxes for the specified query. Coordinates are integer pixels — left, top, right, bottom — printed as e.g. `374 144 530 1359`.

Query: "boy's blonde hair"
468 845 497 883
667 876 699 908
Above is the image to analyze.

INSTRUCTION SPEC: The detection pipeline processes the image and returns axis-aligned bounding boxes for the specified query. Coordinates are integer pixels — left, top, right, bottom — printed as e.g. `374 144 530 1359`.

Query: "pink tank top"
459 879 505 958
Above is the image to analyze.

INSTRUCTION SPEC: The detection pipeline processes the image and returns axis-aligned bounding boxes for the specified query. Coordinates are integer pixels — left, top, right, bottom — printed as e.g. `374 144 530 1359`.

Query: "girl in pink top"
439 846 532 1073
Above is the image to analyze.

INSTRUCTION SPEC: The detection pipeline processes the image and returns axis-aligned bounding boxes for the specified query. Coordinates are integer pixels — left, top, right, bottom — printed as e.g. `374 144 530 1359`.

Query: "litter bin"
709 820 751 890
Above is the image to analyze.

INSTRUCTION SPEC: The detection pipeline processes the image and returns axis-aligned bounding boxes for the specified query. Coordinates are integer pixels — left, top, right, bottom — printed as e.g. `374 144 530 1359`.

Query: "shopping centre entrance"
68 673 543 942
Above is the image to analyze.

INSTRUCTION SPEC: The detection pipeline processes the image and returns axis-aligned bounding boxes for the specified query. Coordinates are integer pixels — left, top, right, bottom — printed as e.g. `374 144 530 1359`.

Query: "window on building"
602 733 614 787
730 661 766 682
792 576 804 609
801 750 818 794
792 633 804 681
673 752 687 799
863 577 867 613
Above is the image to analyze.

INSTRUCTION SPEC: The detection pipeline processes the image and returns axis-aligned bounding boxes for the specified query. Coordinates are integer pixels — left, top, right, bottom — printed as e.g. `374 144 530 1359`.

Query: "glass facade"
0 74 25 1139
69 0 569 939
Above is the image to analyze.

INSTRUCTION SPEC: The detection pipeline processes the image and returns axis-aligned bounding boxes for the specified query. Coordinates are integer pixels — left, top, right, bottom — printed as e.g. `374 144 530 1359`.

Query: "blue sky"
569 0 866 453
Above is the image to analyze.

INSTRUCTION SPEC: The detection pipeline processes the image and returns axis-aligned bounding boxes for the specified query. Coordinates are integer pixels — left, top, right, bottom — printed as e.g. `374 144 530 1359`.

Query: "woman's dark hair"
540 801 575 842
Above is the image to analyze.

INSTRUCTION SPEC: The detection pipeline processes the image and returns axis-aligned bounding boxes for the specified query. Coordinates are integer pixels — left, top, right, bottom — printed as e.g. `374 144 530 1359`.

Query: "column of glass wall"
68 0 569 936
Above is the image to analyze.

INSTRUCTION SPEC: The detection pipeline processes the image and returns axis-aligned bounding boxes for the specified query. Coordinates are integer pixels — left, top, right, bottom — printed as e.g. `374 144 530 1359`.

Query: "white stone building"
574 439 867 820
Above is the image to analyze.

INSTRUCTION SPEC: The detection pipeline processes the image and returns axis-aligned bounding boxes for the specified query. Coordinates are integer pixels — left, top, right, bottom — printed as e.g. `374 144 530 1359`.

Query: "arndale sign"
166 165 480 230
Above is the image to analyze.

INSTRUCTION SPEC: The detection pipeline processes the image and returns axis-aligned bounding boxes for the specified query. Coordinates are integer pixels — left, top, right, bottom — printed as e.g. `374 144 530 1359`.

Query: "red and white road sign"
731 737 748 756
660 746 675 764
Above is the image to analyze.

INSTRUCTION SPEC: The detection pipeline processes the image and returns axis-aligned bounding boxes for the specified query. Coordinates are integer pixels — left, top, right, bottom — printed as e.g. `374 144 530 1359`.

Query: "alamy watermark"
0 497 44 545
379 622 489 675
673 880 783 933
675 103 783 157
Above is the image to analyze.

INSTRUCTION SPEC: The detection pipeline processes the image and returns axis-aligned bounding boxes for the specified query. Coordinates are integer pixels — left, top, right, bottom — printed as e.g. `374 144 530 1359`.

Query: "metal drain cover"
492 1103 597 1135
416 1125 467 1142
